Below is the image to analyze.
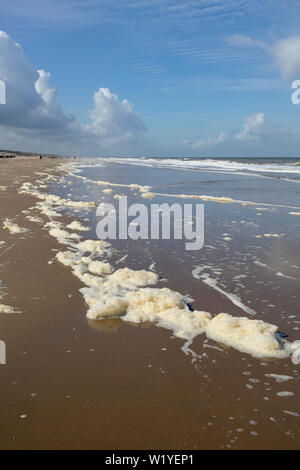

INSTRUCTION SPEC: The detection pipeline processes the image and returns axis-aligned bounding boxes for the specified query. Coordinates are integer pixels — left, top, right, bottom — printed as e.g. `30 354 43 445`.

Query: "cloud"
228 33 300 80
227 34 266 49
192 131 227 149
235 113 265 141
87 88 147 146
270 37 300 80
0 31 146 155
34 69 76 130
0 1 286 71
0 31 48 128
186 112 300 156
189 113 267 150
189 113 266 149
0 1 263 25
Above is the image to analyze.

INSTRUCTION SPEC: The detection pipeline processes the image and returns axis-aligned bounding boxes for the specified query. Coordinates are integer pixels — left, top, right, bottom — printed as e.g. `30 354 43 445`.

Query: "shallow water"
40 157 300 448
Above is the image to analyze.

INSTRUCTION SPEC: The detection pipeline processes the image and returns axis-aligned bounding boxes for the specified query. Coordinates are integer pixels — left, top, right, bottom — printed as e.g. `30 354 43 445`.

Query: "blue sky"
0 0 300 157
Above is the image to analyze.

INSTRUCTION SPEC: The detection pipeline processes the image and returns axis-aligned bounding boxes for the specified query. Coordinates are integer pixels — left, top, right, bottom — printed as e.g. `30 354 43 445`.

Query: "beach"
0 156 300 450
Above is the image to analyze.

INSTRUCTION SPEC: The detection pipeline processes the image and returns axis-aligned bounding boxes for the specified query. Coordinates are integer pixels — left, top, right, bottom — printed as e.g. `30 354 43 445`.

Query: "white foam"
283 410 300 417
98 157 300 178
3 219 28 234
277 391 294 397
67 164 300 210
56 250 82 267
73 266 105 287
141 192 156 199
124 289 211 340
19 182 95 209
206 313 290 359
17 161 295 361
83 281 211 342
66 221 89 231
254 260 268 268
88 260 114 275
265 374 294 383
49 228 81 241
192 267 256 316
26 215 44 224
204 278 256 316
0 304 17 313
264 233 282 238
77 239 110 253
276 271 296 280
108 267 159 288
70 174 152 195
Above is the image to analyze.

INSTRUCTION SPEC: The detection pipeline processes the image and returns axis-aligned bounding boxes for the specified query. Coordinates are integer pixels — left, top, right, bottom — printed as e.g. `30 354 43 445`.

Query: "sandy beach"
0 156 299 450
2 0 300 455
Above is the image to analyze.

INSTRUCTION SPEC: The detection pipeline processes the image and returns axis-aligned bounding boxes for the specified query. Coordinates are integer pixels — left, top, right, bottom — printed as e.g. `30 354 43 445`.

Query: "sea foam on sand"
3 219 28 234
81 281 212 341
0 304 16 313
18 162 297 360
206 313 291 359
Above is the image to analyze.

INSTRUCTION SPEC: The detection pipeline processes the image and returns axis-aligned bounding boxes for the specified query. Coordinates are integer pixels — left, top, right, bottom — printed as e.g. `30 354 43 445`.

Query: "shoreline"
0 156 299 450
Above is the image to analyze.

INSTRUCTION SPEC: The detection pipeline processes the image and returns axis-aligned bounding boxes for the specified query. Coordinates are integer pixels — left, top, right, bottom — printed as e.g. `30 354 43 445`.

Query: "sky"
0 0 300 157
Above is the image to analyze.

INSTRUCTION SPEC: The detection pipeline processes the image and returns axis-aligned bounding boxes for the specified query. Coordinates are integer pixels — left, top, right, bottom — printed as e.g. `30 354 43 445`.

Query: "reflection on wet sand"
88 317 123 333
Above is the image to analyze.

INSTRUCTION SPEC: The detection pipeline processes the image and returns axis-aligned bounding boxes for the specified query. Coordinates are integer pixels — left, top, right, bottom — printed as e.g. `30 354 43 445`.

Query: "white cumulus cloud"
87 88 147 146
0 31 146 155
235 113 265 141
228 33 300 80
186 112 300 156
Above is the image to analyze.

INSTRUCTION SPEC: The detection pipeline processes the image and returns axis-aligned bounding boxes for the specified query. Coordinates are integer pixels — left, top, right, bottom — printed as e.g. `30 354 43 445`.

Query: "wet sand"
0 157 299 450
